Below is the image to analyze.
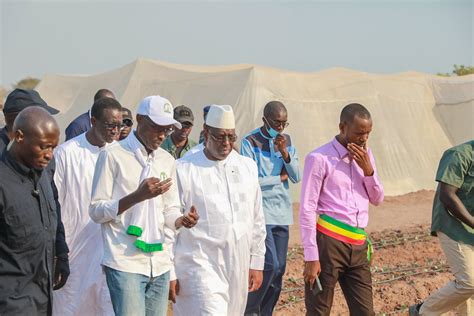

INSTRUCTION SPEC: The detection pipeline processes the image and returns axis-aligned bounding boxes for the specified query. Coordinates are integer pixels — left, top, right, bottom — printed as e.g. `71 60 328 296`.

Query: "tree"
437 64 474 77
452 64 474 76
14 77 40 89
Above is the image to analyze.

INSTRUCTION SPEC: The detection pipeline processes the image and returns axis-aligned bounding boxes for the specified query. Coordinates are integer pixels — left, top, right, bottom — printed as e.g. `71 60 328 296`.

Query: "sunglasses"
122 119 133 127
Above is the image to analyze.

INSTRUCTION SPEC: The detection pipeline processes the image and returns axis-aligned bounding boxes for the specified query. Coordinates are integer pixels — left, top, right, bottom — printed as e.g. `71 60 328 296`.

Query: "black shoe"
408 302 423 316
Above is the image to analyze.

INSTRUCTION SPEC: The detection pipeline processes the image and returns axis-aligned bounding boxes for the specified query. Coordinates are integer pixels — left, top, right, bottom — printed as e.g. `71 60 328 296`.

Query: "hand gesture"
274 134 287 152
303 260 321 287
248 269 263 292
169 279 180 303
347 143 374 176
274 134 290 162
176 206 199 229
135 177 172 202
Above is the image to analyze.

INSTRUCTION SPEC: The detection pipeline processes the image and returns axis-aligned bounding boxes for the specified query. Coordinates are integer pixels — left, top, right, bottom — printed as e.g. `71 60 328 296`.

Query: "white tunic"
52 133 113 316
173 148 266 316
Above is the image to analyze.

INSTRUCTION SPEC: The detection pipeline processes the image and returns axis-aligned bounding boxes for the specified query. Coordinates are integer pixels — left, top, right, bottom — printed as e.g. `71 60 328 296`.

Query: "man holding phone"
89 96 199 316
299 103 384 315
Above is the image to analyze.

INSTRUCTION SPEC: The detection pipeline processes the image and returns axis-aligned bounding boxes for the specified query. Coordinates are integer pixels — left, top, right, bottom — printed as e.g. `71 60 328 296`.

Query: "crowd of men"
0 87 472 316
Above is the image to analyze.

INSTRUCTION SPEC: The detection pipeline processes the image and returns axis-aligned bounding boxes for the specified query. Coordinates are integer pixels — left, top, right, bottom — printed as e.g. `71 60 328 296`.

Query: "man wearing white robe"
53 97 123 315
172 105 267 316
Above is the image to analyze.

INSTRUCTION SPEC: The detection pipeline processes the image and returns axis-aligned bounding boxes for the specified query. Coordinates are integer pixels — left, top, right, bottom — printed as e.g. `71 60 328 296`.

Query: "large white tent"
36 59 474 196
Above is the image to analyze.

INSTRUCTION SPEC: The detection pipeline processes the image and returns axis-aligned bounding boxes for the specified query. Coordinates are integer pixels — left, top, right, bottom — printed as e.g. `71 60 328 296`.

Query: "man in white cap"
171 105 267 315
89 95 199 316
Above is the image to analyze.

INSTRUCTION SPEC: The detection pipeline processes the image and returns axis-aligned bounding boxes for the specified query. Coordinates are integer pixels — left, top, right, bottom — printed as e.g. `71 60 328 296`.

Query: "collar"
258 127 273 140
331 137 349 159
83 132 113 152
202 146 235 167
128 131 155 159
169 136 191 150
2 149 42 181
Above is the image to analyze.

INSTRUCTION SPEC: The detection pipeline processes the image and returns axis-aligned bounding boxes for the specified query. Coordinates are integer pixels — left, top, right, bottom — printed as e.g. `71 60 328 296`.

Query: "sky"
0 0 473 87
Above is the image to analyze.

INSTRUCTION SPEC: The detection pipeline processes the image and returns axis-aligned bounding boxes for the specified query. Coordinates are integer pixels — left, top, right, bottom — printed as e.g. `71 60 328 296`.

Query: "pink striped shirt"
299 138 384 261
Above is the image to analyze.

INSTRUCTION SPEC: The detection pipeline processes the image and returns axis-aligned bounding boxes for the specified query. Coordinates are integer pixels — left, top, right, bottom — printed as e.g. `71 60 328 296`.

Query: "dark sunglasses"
122 119 133 127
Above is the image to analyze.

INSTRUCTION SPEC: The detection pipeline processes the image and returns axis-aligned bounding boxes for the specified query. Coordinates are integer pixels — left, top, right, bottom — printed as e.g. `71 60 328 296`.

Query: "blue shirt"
65 111 91 141
241 128 300 225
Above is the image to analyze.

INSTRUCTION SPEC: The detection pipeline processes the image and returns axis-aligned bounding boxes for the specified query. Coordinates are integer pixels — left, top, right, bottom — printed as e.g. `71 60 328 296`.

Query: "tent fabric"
36 59 474 196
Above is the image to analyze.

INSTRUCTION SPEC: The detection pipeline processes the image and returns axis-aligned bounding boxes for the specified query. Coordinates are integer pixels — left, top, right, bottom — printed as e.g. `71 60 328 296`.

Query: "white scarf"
125 133 164 252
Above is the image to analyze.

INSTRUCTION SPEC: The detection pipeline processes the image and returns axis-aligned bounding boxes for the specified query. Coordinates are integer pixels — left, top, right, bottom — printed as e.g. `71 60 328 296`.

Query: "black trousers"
305 232 374 316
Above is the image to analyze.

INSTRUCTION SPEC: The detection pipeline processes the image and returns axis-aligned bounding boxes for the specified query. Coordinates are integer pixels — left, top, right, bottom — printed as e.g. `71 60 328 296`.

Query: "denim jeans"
245 225 289 316
104 266 170 316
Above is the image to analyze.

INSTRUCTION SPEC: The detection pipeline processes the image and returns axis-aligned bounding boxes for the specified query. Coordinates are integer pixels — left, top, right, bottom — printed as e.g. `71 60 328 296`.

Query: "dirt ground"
276 190 459 316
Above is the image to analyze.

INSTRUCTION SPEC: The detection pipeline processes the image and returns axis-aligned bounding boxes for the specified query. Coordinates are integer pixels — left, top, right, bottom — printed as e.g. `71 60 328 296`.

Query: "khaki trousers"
420 232 474 316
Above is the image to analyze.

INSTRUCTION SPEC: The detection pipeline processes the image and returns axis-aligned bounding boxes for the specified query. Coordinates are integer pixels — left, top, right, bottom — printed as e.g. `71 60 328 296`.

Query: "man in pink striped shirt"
299 103 384 315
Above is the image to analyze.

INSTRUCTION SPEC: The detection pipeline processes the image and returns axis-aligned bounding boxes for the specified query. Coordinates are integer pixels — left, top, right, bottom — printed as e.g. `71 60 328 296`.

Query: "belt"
317 214 373 262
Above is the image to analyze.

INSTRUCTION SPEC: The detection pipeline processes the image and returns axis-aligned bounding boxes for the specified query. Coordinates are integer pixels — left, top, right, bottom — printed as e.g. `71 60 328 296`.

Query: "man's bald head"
13 106 59 137
94 89 115 102
10 107 60 170
263 101 287 118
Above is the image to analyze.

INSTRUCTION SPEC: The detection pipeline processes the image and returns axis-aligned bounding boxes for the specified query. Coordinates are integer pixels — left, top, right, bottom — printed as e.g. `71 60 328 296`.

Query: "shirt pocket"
4 203 44 251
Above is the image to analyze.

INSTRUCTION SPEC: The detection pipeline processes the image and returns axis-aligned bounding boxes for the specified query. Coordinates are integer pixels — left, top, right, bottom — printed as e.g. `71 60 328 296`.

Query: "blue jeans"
104 266 170 316
245 225 289 316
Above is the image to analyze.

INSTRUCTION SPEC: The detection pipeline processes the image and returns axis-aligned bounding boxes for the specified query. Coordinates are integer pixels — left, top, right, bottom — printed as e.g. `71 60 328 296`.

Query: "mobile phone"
310 277 323 296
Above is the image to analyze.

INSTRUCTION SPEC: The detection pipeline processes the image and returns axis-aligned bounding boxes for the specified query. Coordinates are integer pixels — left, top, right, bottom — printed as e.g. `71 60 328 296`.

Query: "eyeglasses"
102 122 122 131
143 116 174 137
122 119 133 127
208 131 238 143
266 117 289 128
156 127 174 137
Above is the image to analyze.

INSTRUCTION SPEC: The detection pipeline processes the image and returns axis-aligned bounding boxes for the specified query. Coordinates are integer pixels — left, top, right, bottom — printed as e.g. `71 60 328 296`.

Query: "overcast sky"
1 0 472 87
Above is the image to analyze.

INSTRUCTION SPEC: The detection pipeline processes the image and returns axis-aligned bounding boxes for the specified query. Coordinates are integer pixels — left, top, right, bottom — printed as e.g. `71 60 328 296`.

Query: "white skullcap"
205 104 235 129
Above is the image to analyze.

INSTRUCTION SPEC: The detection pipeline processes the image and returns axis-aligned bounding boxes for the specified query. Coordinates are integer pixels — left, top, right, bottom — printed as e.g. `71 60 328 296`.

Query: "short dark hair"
263 101 287 118
91 97 122 120
93 89 115 102
340 103 371 123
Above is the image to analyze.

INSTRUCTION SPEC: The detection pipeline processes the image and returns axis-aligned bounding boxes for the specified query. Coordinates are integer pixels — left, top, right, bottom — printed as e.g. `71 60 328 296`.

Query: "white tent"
36 59 474 196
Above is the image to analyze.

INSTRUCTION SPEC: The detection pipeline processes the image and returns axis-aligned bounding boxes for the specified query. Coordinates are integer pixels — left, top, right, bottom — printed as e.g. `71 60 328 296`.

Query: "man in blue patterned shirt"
241 101 301 315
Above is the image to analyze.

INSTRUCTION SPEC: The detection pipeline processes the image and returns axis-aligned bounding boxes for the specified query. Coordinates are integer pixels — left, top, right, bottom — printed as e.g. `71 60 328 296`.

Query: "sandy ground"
277 190 459 316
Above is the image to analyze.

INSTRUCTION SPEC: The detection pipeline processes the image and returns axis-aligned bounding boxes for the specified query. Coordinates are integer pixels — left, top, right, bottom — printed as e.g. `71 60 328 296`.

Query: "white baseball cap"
137 96 182 129
205 105 235 129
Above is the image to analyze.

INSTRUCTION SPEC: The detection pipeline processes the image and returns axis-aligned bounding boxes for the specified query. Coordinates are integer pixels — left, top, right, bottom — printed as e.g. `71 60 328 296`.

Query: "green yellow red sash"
317 214 373 261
